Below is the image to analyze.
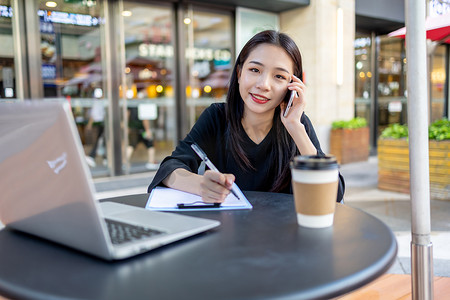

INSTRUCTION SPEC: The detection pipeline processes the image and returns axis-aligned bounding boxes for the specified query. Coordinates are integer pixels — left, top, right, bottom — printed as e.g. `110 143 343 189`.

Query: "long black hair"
225 30 303 192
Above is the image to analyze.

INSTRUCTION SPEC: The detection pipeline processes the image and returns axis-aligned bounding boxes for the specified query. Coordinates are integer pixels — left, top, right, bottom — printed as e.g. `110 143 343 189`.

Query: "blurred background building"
0 0 448 178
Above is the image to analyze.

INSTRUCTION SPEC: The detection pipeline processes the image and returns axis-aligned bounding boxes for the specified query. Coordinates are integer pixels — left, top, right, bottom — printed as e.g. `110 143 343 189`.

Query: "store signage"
2 67 13 88
138 103 158 120
0 6 99 27
42 64 56 80
388 101 402 113
40 16 57 80
185 48 231 61
138 43 231 62
40 21 54 34
0 5 12 18
38 10 100 27
354 37 371 49
139 44 174 58
429 0 450 17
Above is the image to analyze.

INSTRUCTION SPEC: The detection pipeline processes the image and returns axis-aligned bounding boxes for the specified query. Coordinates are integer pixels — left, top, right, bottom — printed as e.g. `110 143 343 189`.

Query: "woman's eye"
275 75 288 81
249 68 259 73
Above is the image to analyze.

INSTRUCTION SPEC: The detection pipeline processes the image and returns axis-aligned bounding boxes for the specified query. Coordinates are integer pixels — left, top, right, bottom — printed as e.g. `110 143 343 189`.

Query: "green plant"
429 118 450 141
380 123 409 139
332 117 367 129
380 119 450 140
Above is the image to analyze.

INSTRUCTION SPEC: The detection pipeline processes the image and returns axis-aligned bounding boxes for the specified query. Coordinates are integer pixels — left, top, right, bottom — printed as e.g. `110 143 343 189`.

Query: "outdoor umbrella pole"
405 0 434 299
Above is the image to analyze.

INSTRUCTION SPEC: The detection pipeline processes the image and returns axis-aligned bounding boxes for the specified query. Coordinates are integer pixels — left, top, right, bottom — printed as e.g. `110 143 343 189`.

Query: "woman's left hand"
279 74 306 132
279 75 317 156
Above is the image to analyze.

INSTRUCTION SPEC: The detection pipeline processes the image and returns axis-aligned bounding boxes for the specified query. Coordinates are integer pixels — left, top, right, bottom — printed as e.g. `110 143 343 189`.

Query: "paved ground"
340 157 450 277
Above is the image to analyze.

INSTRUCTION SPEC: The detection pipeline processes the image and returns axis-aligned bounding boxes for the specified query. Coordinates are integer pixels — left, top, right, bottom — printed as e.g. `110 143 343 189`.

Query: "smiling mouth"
250 93 270 104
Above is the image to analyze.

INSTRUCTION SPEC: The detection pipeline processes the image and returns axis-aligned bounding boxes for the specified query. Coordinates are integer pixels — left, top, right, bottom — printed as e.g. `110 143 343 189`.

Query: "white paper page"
146 186 252 211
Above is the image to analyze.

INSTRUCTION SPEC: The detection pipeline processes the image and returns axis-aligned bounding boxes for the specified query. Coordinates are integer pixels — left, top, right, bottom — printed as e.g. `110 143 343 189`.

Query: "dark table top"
0 191 397 300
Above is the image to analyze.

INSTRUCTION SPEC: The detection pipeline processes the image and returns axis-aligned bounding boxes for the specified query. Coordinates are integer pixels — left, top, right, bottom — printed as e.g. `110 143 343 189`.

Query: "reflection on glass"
184 7 232 130
431 45 446 122
377 36 407 136
354 34 372 126
0 1 15 100
122 3 175 172
37 0 106 175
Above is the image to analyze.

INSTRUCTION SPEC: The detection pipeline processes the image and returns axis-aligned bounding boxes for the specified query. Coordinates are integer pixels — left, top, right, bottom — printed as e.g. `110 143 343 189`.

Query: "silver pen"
191 143 240 200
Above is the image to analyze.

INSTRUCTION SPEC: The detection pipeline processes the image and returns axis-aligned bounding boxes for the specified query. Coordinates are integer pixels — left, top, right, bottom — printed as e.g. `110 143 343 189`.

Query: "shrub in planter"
329 117 369 164
429 119 450 141
378 119 450 200
377 124 410 194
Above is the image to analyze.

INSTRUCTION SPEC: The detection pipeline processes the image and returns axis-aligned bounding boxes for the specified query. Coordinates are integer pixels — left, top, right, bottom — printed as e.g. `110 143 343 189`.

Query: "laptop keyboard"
105 219 164 245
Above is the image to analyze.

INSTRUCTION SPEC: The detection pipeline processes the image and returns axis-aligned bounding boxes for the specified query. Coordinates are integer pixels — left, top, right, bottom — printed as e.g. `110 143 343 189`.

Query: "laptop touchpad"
99 202 139 216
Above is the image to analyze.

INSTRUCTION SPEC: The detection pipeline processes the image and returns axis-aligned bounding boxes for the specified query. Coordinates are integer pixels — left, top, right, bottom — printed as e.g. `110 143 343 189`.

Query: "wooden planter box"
378 138 450 200
329 127 369 164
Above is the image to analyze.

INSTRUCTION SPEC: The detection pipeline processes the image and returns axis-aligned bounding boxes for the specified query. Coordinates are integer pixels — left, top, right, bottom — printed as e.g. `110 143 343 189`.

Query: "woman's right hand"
200 170 235 203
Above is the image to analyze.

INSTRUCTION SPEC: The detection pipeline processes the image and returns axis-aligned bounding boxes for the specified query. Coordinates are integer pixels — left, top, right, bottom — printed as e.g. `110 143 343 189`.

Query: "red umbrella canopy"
388 13 450 43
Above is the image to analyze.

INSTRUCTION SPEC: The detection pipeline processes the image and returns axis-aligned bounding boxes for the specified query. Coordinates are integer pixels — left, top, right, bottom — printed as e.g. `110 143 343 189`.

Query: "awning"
388 13 450 43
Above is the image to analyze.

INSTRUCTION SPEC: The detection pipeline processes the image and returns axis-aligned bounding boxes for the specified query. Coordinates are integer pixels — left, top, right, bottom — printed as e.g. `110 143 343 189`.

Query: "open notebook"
147 187 252 211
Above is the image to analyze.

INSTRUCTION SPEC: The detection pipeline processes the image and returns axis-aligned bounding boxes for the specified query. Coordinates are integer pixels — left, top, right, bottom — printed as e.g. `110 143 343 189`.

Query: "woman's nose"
256 74 270 90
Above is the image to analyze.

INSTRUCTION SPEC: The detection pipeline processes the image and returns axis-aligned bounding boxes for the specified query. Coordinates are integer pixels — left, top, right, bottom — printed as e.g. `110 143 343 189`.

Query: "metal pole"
174 3 188 140
102 0 123 176
405 1 434 299
24 0 43 99
370 32 378 153
11 0 28 100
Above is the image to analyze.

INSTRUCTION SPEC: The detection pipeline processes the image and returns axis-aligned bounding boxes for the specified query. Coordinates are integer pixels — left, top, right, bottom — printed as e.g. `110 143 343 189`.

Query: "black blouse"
148 103 345 202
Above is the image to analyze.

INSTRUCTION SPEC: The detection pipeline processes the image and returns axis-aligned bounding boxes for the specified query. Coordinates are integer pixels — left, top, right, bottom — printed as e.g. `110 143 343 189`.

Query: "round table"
0 192 397 300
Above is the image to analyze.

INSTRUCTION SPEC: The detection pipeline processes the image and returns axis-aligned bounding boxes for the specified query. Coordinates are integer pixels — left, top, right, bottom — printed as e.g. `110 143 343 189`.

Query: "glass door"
430 44 447 122
0 1 15 101
36 0 107 176
354 34 373 127
120 2 176 173
183 6 233 131
377 36 407 136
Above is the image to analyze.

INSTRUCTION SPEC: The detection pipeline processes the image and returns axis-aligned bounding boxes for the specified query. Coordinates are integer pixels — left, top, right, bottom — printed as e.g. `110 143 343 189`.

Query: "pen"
191 143 241 200
177 203 221 209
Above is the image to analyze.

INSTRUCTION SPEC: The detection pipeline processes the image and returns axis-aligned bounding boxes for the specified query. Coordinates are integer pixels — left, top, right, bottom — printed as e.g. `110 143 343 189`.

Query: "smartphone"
283 90 296 117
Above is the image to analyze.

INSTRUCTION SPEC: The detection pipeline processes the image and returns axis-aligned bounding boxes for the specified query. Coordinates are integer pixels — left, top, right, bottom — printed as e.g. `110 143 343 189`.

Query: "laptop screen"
0 101 110 255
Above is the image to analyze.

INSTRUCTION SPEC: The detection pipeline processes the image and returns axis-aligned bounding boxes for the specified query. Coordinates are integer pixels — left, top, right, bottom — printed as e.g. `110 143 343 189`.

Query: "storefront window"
0 1 15 100
121 2 175 172
184 7 233 130
377 36 407 135
36 0 106 175
431 44 447 122
3 0 236 177
354 34 372 125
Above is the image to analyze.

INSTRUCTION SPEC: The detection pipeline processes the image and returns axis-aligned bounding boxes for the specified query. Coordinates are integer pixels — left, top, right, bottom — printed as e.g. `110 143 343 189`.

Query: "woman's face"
238 43 294 117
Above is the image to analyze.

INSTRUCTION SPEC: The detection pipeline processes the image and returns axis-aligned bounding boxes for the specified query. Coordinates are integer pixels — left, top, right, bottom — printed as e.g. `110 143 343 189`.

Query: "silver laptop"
0 101 220 260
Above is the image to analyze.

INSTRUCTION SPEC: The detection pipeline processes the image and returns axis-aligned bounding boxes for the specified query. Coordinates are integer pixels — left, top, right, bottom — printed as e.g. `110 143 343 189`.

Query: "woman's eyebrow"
248 60 290 75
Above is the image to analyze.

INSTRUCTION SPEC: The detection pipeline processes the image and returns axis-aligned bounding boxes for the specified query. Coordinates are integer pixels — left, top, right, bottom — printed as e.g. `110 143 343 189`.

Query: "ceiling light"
122 11 132 17
83 0 96 7
46 1 57 8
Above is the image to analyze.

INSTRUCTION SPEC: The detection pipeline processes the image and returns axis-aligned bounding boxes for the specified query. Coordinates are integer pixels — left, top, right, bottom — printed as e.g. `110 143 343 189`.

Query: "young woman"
148 30 345 203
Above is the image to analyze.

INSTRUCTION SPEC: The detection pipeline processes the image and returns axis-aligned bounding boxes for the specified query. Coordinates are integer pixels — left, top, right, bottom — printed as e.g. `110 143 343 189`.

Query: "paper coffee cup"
291 155 339 228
